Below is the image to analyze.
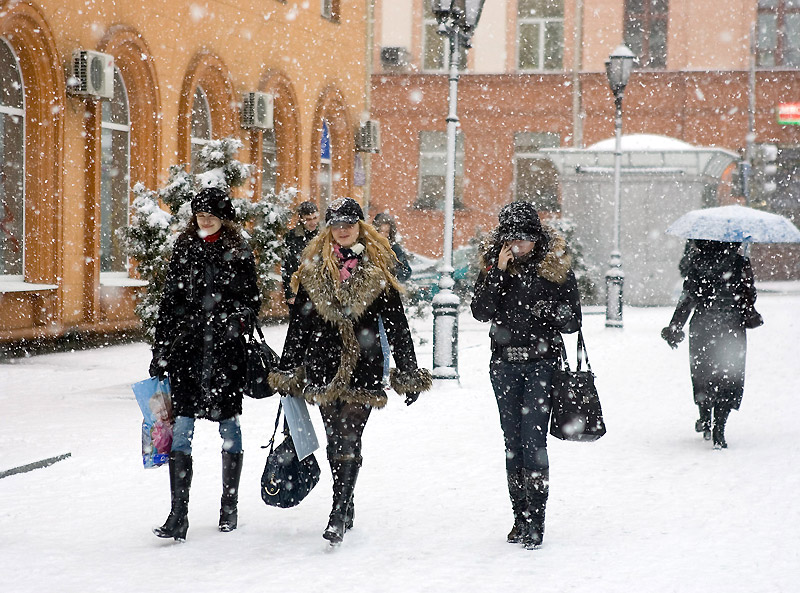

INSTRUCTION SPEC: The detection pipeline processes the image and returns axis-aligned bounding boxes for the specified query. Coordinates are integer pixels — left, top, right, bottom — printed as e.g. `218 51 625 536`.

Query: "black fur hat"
496 201 543 243
191 187 236 221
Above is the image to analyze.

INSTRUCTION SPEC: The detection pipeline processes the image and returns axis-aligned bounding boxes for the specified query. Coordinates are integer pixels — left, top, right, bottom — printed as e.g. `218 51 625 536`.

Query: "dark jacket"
269 243 431 408
471 229 582 360
153 228 261 421
281 225 317 302
392 243 412 282
668 248 759 409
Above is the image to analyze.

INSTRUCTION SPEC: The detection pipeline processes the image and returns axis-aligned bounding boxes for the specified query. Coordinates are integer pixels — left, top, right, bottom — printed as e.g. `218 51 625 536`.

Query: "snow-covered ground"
1 289 798 593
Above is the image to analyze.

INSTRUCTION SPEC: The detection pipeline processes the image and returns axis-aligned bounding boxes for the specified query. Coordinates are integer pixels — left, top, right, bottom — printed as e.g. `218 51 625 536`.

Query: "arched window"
100 68 130 275
190 86 212 170
319 119 333 207
0 39 25 278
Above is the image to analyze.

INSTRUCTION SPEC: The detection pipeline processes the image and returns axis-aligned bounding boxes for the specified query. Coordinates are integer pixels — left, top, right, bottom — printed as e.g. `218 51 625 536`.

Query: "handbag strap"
263 400 283 453
576 330 592 373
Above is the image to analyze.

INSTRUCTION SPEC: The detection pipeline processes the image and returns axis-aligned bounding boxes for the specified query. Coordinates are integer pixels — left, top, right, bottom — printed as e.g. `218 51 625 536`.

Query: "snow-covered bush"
118 137 293 344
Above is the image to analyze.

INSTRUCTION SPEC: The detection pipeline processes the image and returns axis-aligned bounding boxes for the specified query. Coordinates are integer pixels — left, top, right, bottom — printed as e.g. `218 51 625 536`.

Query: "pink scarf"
333 244 360 282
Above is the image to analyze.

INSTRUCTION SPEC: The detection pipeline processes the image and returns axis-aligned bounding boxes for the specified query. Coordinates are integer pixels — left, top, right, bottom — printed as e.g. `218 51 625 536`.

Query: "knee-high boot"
323 459 360 545
153 451 192 541
219 451 243 532
522 468 549 550
506 469 528 544
713 403 731 449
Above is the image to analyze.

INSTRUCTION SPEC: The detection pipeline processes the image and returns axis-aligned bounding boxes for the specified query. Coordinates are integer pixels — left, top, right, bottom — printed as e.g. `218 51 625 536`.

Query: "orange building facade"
0 0 370 343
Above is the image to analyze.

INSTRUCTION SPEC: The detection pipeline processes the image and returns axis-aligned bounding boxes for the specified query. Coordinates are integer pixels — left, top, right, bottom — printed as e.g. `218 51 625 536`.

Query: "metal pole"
743 24 756 207
571 0 585 148
431 25 461 380
605 92 624 328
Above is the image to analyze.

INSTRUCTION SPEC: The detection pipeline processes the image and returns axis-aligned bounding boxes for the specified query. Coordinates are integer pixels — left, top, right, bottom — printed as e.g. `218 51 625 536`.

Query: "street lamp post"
604 44 635 329
430 0 485 380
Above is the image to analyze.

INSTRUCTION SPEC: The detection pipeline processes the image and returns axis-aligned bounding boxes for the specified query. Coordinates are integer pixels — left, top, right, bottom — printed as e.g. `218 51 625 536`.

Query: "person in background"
373 212 412 282
149 186 261 541
661 239 763 449
373 212 413 383
270 197 431 546
282 200 320 307
470 201 582 550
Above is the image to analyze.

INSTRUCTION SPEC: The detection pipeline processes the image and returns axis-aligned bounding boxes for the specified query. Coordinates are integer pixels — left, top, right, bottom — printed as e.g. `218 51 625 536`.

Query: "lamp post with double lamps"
429 0 485 380
604 44 635 328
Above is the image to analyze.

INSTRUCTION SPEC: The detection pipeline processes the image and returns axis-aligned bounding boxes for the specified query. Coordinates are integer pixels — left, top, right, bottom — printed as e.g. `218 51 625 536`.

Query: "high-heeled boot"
153 451 192 541
323 459 360 545
219 451 243 532
713 403 731 449
505 469 528 544
522 468 549 550
695 404 712 440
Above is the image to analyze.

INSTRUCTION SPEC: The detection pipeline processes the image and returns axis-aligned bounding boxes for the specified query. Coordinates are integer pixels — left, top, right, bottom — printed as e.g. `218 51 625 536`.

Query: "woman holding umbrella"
661 239 762 449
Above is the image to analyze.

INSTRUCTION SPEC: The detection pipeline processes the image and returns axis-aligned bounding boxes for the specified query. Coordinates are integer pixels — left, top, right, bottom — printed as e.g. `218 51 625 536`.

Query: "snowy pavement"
1 291 798 593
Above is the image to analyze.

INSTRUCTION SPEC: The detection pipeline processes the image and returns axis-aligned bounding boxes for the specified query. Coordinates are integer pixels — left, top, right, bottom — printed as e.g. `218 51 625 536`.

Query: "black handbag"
549 330 606 442
261 401 320 508
245 323 279 399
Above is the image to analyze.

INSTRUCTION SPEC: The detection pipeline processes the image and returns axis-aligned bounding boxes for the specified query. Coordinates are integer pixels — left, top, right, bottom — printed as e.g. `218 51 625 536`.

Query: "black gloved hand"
660 326 685 349
149 351 168 379
531 300 572 325
404 392 420 406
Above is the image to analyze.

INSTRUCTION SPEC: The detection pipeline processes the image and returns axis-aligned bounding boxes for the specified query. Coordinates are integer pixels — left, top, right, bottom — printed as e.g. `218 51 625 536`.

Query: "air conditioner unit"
68 50 114 99
380 46 409 69
241 92 274 130
356 120 380 153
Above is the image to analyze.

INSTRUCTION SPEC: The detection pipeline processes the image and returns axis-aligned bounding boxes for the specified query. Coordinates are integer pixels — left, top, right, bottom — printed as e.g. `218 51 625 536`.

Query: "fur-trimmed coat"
269 245 431 408
154 229 261 421
470 227 582 359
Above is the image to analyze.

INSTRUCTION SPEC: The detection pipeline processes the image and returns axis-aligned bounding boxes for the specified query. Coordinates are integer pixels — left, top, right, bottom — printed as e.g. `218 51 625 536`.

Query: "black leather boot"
713 404 731 449
522 468 549 550
506 469 528 544
323 459 359 545
219 451 243 532
153 452 192 541
695 404 712 440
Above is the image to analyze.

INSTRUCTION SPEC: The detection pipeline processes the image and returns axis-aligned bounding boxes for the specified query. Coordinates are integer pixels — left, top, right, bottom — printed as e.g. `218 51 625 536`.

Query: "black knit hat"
325 197 364 225
191 187 236 221
497 201 543 242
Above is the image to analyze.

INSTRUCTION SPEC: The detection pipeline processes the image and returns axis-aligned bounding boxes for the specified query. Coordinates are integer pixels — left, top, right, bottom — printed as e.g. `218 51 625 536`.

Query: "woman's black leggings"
319 400 372 463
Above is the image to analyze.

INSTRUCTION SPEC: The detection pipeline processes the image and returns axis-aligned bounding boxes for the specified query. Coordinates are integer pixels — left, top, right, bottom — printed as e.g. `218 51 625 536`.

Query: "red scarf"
203 230 221 243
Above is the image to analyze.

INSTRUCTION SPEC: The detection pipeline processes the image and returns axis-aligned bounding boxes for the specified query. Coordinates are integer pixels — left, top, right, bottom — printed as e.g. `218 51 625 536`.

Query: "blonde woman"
270 197 431 545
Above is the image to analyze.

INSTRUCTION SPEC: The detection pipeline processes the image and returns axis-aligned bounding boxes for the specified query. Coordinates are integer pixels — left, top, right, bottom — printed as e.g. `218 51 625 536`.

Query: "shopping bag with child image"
132 377 174 468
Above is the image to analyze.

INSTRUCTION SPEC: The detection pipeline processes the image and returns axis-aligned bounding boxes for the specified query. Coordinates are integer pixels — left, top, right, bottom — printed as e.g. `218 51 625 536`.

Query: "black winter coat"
269 246 431 408
668 250 758 409
471 231 582 359
281 225 317 302
153 229 261 421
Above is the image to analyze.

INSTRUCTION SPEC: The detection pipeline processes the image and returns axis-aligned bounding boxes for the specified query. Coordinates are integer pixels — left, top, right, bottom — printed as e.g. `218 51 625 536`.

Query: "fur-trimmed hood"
480 223 572 285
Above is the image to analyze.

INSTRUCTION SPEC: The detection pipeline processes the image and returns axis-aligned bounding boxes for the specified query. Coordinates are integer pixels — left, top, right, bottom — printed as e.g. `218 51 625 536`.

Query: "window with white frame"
757 0 800 67
624 0 669 69
416 130 464 210
513 132 561 212
100 68 131 275
261 129 278 198
0 39 25 278
517 0 564 71
422 3 467 72
190 87 212 171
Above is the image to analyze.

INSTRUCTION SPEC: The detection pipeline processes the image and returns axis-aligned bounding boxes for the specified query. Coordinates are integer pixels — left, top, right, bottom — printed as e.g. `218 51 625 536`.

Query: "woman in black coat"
150 187 261 541
269 197 431 546
661 239 762 449
471 201 582 550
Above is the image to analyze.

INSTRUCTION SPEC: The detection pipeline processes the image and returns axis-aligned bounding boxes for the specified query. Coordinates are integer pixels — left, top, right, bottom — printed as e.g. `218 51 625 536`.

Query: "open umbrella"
666 204 800 243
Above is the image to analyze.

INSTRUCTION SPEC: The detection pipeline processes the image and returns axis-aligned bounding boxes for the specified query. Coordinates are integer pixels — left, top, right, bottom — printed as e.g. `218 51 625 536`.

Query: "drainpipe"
363 0 375 214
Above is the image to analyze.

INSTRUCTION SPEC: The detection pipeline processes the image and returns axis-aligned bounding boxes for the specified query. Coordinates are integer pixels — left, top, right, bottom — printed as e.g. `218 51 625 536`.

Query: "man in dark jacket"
281 200 319 306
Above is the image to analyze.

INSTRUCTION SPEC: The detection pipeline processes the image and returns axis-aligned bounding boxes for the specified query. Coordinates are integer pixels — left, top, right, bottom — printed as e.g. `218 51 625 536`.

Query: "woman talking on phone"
471 201 582 549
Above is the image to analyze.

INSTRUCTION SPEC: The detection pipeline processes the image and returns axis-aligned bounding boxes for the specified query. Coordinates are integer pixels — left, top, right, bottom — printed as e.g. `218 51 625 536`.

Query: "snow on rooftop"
588 134 697 152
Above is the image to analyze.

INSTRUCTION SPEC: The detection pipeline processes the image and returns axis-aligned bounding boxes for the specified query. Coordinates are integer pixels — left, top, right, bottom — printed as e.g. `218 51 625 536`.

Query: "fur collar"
480 224 572 285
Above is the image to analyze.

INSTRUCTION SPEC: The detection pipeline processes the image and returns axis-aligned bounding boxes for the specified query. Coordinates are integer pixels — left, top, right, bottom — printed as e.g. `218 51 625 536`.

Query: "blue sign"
320 120 331 160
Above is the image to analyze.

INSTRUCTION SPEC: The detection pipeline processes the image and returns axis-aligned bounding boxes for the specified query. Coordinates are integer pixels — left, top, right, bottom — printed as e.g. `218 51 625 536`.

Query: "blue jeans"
171 415 243 455
489 358 556 473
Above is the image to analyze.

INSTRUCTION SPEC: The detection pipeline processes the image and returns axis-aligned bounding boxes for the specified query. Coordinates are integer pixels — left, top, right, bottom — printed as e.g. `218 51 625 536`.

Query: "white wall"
380 0 414 48
472 0 508 74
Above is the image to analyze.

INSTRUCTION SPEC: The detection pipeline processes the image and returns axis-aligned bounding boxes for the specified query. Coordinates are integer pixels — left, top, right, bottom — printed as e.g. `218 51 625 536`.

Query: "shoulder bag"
261 401 321 508
245 323 280 399
549 330 606 442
